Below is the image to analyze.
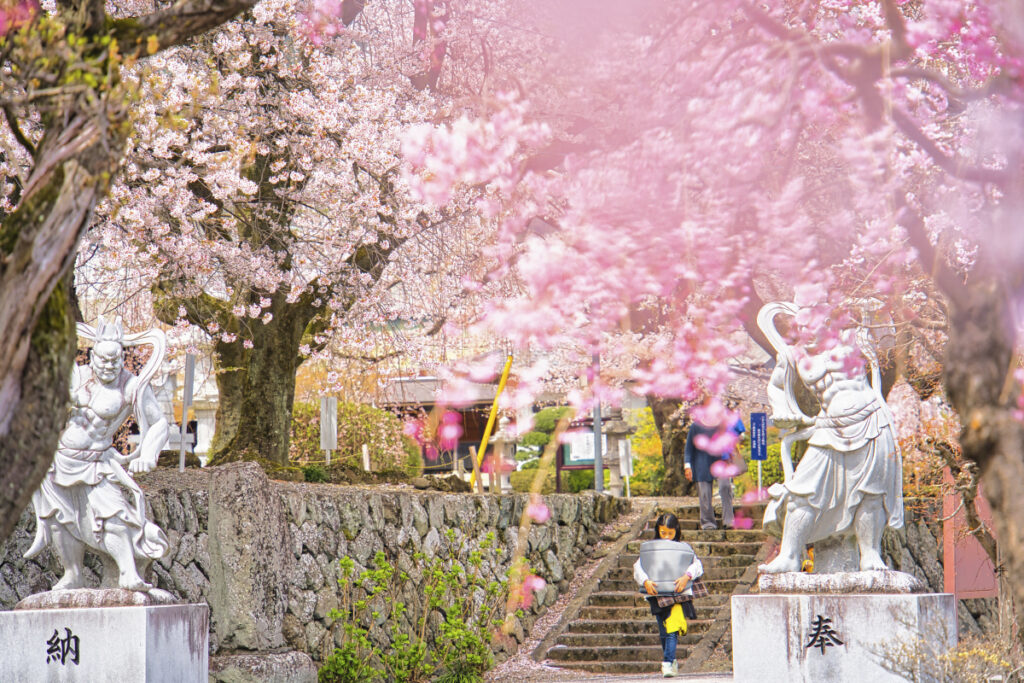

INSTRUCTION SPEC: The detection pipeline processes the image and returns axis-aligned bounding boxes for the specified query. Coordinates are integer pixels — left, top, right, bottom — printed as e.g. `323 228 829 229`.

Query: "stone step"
624 540 764 556
661 503 768 515
602 564 745 584
581 593 733 610
546 644 682 663
578 605 719 623
564 619 657 635
547 660 683 674
588 585 738 608
565 618 716 637
646 518 765 532
640 528 769 543
598 574 741 594
607 555 755 577
554 631 702 648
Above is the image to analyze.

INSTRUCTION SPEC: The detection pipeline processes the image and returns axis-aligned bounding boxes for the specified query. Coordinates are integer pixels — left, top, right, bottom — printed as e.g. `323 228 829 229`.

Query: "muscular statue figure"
756 302 903 574
25 318 170 591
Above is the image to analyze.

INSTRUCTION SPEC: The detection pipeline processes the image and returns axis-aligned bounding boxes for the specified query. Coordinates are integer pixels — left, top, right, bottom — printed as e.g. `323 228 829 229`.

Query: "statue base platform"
0 601 208 681
732 592 956 682
14 587 180 610
757 569 925 594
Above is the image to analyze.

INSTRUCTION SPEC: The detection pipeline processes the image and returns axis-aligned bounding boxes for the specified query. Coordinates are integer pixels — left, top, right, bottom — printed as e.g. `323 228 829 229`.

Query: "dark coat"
684 422 718 483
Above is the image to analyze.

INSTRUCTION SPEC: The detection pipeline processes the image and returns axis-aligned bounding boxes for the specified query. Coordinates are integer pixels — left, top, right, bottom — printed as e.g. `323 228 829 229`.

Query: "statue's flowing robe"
763 374 903 542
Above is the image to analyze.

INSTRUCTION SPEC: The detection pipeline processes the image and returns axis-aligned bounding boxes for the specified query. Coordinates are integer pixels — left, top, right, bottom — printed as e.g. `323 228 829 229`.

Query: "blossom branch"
891 108 1011 186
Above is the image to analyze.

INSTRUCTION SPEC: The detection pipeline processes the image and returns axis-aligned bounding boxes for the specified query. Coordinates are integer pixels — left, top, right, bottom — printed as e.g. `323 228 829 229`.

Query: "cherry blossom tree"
79 0 503 465
0 0 269 540
402 0 1024 623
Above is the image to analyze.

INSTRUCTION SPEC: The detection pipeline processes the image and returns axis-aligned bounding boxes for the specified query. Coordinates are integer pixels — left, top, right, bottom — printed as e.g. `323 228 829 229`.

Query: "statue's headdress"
95 316 126 345
76 318 167 435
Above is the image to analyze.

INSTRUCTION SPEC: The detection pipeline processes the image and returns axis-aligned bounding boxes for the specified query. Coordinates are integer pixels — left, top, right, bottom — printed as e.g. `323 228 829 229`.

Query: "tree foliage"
0 0 264 541
400 0 1024 631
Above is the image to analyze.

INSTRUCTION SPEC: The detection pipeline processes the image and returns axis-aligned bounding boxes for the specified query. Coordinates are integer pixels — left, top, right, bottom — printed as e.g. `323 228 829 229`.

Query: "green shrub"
566 469 594 493
291 400 409 471
517 406 572 462
303 464 329 483
403 435 424 476
320 532 507 683
734 440 805 496
510 468 554 494
627 407 664 495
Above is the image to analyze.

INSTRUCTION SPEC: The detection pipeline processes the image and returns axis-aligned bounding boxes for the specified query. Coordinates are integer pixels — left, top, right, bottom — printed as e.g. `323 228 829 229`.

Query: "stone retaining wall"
881 499 999 637
0 462 628 668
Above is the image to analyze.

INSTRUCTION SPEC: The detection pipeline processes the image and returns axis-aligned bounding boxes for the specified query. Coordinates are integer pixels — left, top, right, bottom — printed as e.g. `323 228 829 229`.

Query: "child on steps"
633 512 705 678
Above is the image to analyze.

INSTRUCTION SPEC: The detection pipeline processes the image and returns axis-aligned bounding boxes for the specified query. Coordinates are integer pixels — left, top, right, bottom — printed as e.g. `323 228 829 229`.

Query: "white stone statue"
756 302 903 574
24 318 170 591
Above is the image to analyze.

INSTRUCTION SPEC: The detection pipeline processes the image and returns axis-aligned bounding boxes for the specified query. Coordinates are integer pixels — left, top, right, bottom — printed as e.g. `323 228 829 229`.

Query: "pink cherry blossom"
526 497 551 524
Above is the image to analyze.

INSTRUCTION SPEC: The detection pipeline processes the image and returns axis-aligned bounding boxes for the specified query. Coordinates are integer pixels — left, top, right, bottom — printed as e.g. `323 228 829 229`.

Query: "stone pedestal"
606 439 623 497
602 411 633 498
732 592 956 682
0 603 209 681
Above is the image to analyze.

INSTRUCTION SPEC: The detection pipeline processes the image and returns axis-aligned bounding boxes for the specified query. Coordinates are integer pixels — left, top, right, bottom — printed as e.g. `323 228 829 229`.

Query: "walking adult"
683 398 736 530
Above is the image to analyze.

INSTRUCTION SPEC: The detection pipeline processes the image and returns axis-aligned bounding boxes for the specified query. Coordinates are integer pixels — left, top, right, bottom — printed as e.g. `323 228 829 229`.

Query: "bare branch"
2 106 36 158
899 201 970 311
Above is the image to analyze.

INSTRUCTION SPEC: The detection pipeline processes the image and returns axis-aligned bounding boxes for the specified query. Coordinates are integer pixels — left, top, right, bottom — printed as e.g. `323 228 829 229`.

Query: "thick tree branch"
110 0 262 57
892 108 1011 186
889 66 1010 102
937 442 999 564
151 282 235 332
899 204 970 311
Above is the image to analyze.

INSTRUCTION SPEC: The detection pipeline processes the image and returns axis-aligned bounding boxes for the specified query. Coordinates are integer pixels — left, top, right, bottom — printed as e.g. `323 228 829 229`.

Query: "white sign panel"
565 430 604 464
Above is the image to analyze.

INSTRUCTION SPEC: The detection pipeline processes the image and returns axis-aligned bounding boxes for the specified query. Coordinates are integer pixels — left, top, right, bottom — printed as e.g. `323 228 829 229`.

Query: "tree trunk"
204 296 313 466
0 139 114 540
941 277 1024 644
0 0 272 546
649 395 694 496
0 274 78 541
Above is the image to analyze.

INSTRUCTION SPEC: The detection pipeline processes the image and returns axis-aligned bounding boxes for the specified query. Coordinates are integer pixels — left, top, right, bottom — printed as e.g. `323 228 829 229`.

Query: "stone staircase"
541 502 770 675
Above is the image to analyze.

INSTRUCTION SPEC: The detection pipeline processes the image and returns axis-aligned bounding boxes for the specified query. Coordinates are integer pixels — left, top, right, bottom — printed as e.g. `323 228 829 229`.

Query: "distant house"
377 376 506 474
376 374 566 474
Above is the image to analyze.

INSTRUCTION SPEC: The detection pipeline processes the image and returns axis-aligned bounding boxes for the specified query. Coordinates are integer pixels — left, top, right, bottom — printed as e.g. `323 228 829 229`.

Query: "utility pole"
592 353 603 493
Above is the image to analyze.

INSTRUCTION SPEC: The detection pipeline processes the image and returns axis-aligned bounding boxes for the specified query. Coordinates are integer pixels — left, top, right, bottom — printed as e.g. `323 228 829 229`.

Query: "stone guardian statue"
756 301 903 574
24 318 170 591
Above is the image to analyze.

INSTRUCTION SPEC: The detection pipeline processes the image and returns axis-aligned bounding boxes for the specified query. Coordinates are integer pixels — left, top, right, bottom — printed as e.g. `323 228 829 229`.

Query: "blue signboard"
750 412 768 461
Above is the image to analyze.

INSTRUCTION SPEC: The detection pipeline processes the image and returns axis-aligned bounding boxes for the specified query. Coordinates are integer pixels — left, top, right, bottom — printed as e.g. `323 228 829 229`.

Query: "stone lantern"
488 415 516 494
602 408 635 497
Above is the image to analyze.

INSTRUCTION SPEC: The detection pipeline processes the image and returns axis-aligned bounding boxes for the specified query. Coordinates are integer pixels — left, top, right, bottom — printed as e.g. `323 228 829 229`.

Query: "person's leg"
655 611 676 676
697 481 716 529
655 611 669 658
719 476 734 528
663 629 678 662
